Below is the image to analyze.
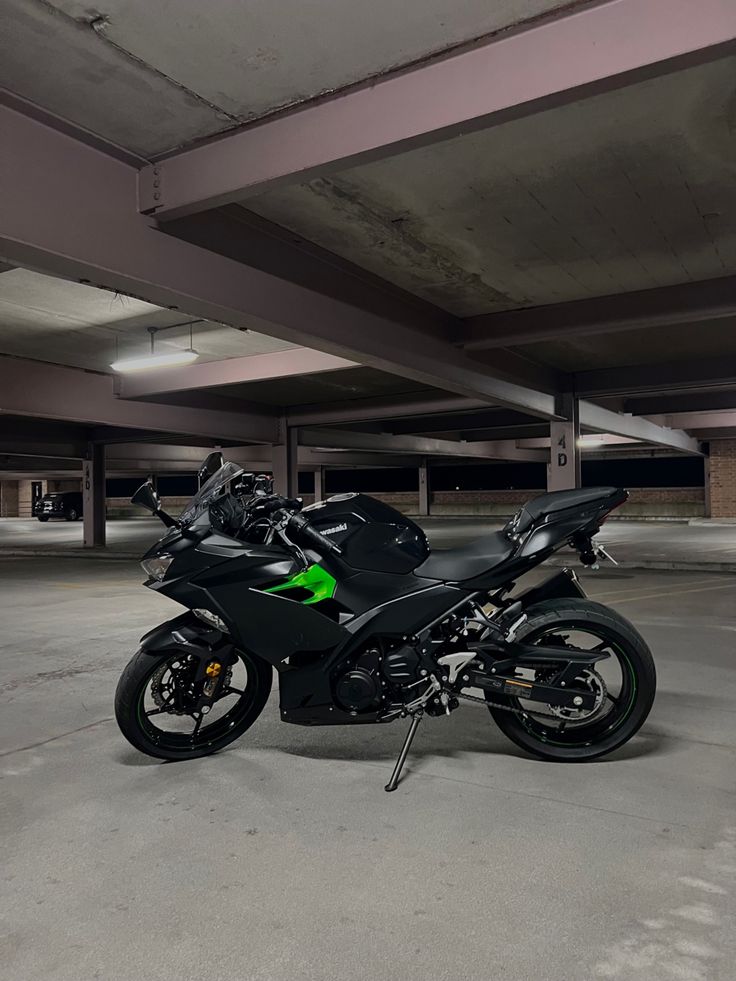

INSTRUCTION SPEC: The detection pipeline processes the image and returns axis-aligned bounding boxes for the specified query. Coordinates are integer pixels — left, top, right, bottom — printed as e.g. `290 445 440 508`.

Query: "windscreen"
178 461 244 525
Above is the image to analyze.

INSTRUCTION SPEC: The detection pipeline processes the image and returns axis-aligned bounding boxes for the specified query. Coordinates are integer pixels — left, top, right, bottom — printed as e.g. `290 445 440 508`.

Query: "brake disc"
151 658 233 715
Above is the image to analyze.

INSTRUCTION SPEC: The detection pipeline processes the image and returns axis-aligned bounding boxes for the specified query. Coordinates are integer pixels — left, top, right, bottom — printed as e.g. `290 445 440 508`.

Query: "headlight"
141 553 174 581
193 608 229 633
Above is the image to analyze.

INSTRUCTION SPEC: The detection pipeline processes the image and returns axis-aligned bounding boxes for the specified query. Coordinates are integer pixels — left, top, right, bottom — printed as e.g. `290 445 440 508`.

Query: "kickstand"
385 710 423 793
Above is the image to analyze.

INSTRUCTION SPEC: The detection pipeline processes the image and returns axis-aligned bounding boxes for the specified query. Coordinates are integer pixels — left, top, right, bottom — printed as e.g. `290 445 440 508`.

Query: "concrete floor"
1 557 735 980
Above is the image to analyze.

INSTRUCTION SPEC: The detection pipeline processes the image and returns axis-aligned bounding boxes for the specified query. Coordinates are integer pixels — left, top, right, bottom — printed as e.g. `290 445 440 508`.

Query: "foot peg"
385 711 423 792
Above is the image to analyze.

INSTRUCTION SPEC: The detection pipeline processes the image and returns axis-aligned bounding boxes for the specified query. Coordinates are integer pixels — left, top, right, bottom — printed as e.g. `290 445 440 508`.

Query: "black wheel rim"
136 649 260 752
505 621 638 747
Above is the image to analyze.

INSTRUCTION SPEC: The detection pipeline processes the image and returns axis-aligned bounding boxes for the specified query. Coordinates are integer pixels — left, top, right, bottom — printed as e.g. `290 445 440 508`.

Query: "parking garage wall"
2 487 705 520
354 487 704 519
706 440 736 519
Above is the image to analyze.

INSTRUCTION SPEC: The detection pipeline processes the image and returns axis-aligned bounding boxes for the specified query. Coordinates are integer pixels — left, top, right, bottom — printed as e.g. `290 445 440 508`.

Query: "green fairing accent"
264 564 337 605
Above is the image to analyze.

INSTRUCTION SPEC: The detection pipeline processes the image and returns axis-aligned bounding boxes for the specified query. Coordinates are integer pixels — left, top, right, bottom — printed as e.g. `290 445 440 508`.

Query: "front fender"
139 612 230 658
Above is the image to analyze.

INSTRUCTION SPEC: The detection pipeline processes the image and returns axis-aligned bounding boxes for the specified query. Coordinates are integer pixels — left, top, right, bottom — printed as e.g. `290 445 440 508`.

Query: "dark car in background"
35 492 83 522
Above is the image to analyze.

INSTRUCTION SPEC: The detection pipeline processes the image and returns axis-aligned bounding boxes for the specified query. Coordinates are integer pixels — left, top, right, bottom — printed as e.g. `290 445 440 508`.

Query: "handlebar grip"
287 512 342 555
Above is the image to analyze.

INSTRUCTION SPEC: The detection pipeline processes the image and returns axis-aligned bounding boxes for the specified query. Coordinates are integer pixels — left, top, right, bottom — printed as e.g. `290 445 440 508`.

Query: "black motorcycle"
115 453 656 790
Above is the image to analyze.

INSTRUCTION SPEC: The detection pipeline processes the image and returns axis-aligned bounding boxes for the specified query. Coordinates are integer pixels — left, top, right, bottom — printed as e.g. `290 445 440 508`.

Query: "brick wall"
707 440 736 518
106 496 190 518
319 488 705 519
0 487 707 520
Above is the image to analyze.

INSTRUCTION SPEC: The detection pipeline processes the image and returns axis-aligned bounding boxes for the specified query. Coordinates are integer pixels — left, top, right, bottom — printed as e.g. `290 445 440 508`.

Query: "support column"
272 425 298 498
313 466 325 503
83 443 106 547
703 454 711 519
418 457 430 516
547 394 581 492
0 480 19 517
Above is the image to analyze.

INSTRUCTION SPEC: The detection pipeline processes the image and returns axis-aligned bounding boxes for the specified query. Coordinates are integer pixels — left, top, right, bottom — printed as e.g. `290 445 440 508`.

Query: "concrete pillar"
547 394 581 492
83 443 106 547
272 426 298 498
703 454 711 519
313 466 325 503
0 480 20 517
418 457 430 516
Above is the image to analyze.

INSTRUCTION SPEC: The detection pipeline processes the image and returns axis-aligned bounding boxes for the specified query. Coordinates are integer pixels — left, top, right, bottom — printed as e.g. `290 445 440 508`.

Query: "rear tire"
486 598 656 762
115 646 272 761
37 516 49 522
65 509 78 521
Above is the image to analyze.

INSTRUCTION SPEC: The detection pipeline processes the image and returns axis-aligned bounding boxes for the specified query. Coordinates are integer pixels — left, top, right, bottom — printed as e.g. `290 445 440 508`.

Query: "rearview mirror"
131 482 160 514
197 451 224 486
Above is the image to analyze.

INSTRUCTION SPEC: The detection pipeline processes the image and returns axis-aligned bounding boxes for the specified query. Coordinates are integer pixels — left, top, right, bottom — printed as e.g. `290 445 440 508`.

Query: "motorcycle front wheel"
486 598 656 762
115 646 272 761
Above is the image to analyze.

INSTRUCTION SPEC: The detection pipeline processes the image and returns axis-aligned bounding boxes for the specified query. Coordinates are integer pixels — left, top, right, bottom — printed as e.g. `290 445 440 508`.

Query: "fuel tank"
303 493 429 574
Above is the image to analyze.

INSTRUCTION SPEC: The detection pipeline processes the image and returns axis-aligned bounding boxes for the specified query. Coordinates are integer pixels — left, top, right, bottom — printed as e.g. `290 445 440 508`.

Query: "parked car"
35 491 83 522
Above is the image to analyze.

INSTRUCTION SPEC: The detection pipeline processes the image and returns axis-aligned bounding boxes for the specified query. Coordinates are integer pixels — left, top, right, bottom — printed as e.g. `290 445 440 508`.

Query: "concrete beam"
0 456 83 473
461 275 736 350
104 443 422 471
115 348 355 399
138 0 736 218
625 391 736 415
0 103 558 420
0 441 87 460
386 409 536 435
578 401 702 454
300 428 548 462
644 411 736 432
0 356 278 444
168 207 453 342
576 358 736 397
288 395 487 427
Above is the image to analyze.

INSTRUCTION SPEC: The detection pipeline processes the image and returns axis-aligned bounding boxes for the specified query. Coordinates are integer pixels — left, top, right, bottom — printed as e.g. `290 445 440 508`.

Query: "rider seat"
415 487 624 583
415 531 514 582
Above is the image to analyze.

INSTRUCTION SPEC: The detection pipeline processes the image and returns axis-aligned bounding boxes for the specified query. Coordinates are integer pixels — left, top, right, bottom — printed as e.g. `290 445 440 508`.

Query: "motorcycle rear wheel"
486 598 656 762
115 646 272 761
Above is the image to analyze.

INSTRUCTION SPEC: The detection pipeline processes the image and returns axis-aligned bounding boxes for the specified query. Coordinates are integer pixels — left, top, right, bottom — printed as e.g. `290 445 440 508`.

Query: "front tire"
486 598 656 762
115 646 272 761
37 516 49 522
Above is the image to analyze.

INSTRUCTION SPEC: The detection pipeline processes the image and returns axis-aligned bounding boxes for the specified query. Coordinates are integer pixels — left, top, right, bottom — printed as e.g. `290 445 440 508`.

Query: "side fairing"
152 544 347 665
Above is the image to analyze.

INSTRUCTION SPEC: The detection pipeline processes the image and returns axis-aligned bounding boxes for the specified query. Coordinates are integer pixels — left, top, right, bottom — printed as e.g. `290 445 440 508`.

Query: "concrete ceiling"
0 268 296 372
2 0 570 157
1 0 735 453
247 57 736 321
187 367 430 408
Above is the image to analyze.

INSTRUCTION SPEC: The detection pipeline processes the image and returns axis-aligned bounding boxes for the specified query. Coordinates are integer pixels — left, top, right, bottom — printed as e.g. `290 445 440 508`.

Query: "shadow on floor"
114 700 672 771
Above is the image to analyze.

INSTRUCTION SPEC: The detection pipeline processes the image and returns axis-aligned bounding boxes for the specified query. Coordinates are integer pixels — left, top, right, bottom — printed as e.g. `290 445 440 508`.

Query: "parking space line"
588 576 736 602
598 580 736 606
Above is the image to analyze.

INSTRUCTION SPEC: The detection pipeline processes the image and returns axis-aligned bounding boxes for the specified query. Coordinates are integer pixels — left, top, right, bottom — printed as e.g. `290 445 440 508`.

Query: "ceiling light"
111 323 198 372
111 349 198 372
576 437 607 449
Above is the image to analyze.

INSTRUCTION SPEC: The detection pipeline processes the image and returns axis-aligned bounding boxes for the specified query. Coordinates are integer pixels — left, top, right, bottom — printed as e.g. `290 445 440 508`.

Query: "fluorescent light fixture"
576 436 607 449
111 349 198 372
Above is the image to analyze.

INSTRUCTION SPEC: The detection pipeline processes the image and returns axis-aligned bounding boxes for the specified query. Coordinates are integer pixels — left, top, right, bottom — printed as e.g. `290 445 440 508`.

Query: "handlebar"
286 511 342 556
